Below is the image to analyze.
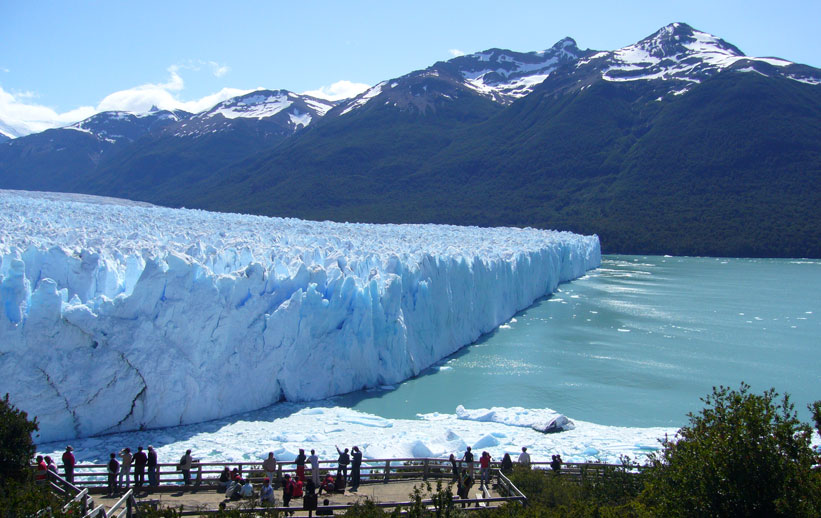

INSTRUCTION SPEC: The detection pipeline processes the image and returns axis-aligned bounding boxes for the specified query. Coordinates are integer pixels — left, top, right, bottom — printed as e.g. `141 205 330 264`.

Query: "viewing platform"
45 457 636 517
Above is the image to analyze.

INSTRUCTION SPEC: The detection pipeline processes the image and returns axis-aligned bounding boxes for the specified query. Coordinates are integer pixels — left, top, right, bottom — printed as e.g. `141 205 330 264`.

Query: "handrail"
63 488 89 513
82 504 105 518
107 489 132 517
42 457 640 490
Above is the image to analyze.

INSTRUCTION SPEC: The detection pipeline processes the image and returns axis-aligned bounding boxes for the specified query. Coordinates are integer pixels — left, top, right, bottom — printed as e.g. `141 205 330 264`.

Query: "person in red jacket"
292 477 304 498
61 446 76 484
35 455 48 483
479 451 492 487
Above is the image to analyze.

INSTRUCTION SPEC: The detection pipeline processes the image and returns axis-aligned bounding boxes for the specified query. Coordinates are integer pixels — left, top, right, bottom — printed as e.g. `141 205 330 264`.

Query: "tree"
642 383 821 517
811 401 821 438
0 393 38 482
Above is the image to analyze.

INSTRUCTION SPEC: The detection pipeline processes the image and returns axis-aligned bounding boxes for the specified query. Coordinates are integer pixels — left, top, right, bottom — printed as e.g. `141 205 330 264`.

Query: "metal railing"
39 458 641 490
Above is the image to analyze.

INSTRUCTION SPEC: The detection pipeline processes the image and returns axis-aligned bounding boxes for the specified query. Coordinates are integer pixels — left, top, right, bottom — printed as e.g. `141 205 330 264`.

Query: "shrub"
0 393 38 482
642 383 821 517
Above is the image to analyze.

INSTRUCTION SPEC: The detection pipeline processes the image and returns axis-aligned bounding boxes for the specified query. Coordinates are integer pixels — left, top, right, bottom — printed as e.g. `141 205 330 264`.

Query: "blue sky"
1 0 819 136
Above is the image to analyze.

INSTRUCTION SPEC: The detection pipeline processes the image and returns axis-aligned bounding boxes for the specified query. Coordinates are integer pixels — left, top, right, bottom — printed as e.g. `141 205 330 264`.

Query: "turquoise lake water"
335 255 820 428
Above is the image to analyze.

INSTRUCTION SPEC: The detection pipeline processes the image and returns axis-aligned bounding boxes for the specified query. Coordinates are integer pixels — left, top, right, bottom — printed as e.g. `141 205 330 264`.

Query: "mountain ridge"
1 22 819 258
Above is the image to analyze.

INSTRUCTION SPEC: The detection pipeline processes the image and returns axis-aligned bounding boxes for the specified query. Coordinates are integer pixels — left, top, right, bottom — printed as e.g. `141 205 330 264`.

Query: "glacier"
0 189 600 442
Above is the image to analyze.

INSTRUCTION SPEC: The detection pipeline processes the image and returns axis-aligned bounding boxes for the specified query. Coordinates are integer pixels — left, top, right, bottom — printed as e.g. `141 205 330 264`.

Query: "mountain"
0 90 335 201
0 108 189 192
78 90 336 203
1 23 819 257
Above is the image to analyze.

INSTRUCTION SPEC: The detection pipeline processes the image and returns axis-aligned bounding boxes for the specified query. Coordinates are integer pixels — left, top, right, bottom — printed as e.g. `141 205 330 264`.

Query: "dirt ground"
92 479 499 515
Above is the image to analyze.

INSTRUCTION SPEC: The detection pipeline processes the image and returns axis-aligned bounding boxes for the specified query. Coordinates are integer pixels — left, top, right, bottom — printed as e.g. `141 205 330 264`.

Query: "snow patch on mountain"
340 82 385 115
208 92 293 120
456 39 585 102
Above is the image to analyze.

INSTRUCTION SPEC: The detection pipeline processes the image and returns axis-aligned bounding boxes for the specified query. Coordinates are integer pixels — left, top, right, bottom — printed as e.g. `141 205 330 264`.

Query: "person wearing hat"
61 446 75 484
147 446 159 487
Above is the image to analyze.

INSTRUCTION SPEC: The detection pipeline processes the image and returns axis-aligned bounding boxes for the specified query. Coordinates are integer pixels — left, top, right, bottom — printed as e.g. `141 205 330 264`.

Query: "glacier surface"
0 189 600 442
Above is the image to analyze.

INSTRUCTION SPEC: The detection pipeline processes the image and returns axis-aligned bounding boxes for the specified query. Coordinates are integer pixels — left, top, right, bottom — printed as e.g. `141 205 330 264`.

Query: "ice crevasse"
0 190 601 442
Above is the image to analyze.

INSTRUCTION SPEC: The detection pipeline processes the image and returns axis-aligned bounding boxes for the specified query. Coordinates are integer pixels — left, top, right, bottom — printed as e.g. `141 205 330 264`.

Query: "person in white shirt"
517 446 531 468
240 478 254 497
308 449 320 487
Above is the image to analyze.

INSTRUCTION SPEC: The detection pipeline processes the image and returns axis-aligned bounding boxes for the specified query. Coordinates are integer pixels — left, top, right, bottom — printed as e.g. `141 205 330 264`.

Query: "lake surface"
336 255 820 428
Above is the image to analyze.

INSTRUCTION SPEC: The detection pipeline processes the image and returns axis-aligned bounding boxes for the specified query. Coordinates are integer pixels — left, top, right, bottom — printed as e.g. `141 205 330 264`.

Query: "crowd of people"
38 443 562 504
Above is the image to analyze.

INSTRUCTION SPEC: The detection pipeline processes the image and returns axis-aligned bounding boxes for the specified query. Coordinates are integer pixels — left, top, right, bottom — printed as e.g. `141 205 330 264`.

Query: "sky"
1 0 820 137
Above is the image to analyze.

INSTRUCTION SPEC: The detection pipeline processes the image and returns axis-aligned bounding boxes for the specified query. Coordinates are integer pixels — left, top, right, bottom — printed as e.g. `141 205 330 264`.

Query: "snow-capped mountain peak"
334 37 593 116
170 89 336 137
450 38 588 102
65 109 190 143
586 22 813 89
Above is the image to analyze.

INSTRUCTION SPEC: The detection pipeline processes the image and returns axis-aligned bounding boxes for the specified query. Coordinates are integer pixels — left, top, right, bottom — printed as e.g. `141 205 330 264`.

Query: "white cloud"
302 80 371 101
0 86 95 137
208 61 230 78
95 66 255 114
0 65 256 137
449 49 466 57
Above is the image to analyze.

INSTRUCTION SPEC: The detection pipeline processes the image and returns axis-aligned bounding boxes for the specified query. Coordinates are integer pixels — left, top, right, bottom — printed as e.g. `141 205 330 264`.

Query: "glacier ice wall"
0 190 600 442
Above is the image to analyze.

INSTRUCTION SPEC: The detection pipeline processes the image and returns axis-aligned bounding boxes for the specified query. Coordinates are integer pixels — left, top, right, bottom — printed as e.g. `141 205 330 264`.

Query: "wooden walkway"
45 457 640 516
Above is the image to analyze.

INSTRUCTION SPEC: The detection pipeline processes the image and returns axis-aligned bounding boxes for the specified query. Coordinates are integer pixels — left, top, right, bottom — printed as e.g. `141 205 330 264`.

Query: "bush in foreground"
642 383 821 517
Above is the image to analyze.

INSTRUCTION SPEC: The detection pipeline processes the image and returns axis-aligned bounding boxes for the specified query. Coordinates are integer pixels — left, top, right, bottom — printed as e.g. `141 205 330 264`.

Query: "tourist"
133 446 147 487
316 498 333 516
260 477 275 505
518 446 530 468
295 448 307 482
462 447 475 478
263 452 278 483
179 449 193 486
107 453 120 496
479 451 492 487
226 475 243 500
240 477 254 497
147 446 158 486
303 479 318 517
35 455 48 483
335 445 349 483
61 445 75 484
218 466 232 491
551 454 563 472
500 453 513 475
45 456 57 474
282 473 295 514
319 473 335 495
350 446 362 491
293 476 304 498
118 448 132 489
308 449 320 487
449 454 459 482
458 468 474 507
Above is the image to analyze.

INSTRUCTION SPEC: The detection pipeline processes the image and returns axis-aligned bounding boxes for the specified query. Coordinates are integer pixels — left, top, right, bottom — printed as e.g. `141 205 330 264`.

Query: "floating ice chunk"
410 440 434 458
532 415 575 434
473 434 500 448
